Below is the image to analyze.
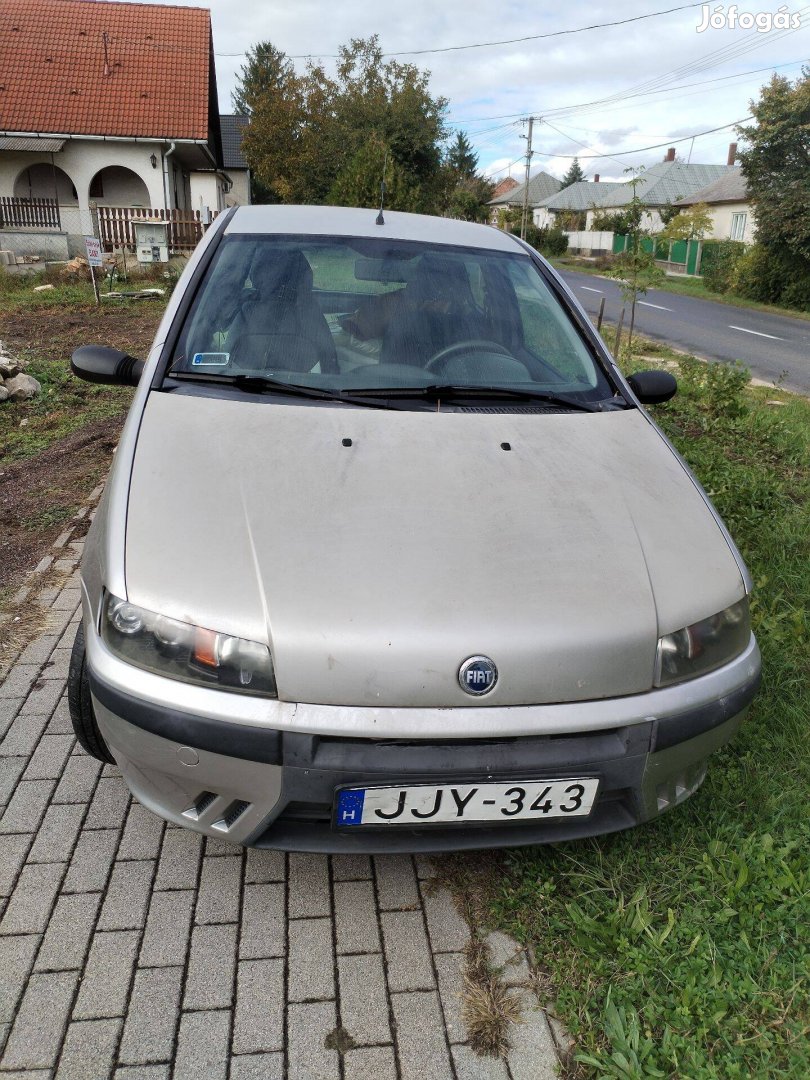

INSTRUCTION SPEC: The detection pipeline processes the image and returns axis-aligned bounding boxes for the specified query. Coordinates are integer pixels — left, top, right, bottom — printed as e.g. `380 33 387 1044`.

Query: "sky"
160 0 807 181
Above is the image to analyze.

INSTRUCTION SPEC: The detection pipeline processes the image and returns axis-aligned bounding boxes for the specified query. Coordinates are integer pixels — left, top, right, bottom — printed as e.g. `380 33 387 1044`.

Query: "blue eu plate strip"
335 789 366 827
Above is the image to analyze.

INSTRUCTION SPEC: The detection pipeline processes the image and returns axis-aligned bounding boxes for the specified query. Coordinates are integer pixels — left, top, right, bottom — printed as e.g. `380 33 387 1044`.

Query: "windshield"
170 234 614 402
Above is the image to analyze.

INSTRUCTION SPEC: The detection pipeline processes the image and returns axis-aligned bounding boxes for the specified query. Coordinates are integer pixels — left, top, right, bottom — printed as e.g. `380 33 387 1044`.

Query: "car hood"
125 392 745 707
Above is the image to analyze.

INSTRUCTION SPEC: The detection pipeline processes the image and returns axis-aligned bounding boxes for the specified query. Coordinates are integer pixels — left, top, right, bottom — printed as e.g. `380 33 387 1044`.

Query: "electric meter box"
134 220 169 263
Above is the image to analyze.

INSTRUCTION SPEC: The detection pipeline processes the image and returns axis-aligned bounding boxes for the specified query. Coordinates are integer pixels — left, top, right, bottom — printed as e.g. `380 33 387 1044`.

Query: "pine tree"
447 131 479 179
560 157 586 189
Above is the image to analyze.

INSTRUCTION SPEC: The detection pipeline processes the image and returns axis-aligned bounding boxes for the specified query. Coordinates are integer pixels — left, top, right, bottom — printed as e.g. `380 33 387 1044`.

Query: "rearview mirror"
627 369 677 405
71 345 145 386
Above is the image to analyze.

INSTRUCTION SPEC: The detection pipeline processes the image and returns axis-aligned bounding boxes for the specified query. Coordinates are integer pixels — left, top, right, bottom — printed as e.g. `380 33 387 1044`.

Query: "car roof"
225 204 527 254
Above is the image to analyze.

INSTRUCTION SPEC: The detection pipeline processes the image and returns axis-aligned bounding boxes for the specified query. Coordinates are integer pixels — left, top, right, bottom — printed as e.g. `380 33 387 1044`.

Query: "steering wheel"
425 339 514 375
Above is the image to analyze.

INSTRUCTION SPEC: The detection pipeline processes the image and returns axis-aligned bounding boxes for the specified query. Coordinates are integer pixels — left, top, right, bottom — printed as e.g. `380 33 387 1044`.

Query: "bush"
523 223 569 257
699 240 745 293
732 243 810 312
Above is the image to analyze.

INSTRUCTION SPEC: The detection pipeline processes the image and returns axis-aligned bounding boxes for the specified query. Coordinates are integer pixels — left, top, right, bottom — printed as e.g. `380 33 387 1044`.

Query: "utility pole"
520 116 539 240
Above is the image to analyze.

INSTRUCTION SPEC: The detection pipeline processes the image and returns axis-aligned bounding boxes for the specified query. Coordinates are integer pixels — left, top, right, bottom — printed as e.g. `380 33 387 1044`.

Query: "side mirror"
627 369 677 405
71 345 145 386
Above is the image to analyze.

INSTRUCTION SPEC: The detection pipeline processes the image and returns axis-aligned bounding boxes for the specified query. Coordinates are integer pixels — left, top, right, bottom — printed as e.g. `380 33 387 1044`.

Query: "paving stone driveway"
0 545 560 1079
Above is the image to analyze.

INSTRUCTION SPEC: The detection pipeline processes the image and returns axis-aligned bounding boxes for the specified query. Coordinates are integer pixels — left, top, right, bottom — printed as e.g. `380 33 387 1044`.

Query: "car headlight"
101 593 277 697
655 597 750 687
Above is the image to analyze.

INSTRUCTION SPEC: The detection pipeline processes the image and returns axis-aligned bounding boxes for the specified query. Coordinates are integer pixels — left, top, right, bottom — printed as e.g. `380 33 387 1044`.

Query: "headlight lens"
101 594 277 697
655 598 750 686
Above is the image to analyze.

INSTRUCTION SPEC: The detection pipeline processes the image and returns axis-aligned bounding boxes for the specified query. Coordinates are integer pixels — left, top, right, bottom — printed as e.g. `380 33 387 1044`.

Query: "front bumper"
89 637 761 852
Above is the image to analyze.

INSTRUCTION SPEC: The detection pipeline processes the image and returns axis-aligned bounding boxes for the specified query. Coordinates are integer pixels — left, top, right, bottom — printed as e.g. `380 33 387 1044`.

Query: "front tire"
68 621 115 764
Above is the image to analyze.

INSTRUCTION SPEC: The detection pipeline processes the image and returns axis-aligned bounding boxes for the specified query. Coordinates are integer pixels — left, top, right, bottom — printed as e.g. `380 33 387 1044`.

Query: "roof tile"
0 0 212 140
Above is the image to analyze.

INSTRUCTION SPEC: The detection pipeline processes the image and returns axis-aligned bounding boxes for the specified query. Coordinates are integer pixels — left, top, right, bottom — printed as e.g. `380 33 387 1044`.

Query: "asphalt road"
558 268 810 395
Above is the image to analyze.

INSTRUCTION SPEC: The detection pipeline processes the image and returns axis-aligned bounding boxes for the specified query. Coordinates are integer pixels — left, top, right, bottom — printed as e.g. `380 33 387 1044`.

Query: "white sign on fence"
84 235 103 266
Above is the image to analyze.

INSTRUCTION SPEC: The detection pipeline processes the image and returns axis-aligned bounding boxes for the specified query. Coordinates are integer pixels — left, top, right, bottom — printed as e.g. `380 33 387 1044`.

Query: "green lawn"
442 346 810 1078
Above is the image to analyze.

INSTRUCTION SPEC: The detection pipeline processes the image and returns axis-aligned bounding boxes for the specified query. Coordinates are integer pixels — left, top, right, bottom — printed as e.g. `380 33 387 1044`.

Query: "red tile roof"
0 0 213 140
491 177 519 199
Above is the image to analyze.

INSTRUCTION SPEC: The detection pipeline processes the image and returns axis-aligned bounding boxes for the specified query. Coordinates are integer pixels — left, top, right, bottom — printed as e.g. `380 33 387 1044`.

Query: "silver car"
68 206 761 852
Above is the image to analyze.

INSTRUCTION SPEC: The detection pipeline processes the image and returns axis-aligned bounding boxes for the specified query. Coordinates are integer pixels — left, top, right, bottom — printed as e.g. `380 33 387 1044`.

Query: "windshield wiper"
340 384 605 412
165 371 398 409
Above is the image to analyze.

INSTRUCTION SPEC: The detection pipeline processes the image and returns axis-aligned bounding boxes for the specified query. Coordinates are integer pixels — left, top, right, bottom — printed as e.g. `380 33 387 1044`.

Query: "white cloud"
160 0 804 178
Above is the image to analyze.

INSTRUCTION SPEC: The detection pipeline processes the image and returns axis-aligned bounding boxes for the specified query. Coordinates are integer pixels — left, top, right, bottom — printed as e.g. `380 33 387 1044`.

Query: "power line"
528 116 752 161
211 2 706 59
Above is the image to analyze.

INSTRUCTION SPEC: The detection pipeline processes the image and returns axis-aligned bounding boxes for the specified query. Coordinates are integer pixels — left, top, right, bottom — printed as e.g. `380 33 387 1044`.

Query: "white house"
0 0 230 259
674 170 754 243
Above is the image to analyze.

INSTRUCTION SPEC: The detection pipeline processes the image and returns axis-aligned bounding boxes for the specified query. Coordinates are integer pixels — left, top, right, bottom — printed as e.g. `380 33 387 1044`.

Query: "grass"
442 346 810 1078
550 256 810 322
0 276 166 463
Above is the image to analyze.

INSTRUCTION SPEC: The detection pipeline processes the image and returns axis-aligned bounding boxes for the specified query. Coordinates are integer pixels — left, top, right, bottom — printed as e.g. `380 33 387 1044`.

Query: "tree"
560 157 586 188
606 169 665 348
447 131 479 179
234 35 449 212
659 203 714 242
737 68 810 261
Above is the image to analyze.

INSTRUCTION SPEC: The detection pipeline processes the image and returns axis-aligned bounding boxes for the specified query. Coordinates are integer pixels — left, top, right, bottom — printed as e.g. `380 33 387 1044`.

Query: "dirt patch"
0 416 121 595
0 299 164 362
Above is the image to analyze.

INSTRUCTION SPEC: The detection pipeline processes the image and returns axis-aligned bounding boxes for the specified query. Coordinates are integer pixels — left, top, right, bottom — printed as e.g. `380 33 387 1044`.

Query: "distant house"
534 179 625 228
220 115 251 207
675 170 753 243
488 171 561 223
490 177 519 201
584 151 738 232
0 0 229 258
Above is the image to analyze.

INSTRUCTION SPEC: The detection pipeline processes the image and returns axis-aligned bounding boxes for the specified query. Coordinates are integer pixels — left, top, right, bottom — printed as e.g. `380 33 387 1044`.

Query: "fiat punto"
68 205 760 851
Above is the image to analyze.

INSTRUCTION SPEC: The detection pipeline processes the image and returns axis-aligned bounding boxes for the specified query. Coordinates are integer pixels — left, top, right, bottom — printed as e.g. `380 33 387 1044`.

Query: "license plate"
334 778 599 828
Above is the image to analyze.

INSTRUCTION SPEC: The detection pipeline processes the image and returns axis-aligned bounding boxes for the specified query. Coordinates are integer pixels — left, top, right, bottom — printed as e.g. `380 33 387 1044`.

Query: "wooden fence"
0 196 61 230
97 207 220 253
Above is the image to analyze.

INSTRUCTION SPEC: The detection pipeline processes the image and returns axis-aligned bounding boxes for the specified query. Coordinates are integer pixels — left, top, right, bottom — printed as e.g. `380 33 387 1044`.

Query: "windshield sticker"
192 352 230 367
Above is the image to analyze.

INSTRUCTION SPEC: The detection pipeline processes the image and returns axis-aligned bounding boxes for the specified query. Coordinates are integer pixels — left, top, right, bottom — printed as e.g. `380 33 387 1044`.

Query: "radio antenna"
375 149 387 226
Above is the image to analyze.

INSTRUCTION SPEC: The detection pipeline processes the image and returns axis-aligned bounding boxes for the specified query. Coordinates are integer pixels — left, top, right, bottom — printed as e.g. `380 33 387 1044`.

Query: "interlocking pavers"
34 892 102 971
239 882 285 960
97 860 154 931
0 834 31 898
138 889 194 968
55 1017 121 1080
244 847 285 884
194 853 242 924
22 734 74 781
117 966 183 1065
337 952 392 1046
451 1044 511 1079
173 1009 230 1080
182 923 238 1011
62 828 119 893
0 933 40 1023
374 853 421 910
0 664 40 699
153 826 203 891
333 879 380 955
229 1052 283 1079
73 930 140 1020
0 777 57 834
345 1045 398 1079
118 803 165 861
380 910 436 992
288 852 330 918
391 989 454 1080
0 714 50 758
232 958 284 1054
0 560 565 1079
286 1000 339 1080
0 862 63 935
287 917 334 1002
1 969 79 1069
422 882 471 953
83 775 131 831
26 802 85 863
434 951 468 1044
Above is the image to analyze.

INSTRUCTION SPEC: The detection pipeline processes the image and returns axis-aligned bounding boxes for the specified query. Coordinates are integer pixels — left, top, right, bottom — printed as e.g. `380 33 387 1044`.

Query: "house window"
730 212 747 241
